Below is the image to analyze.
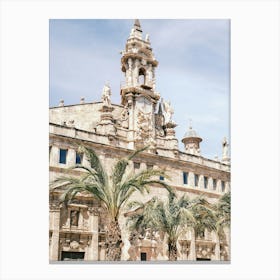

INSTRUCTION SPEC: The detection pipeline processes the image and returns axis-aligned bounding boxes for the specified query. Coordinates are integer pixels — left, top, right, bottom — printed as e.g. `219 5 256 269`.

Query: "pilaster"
88 207 99 261
214 231 221 260
50 146 59 166
188 228 196 260
188 172 195 187
49 202 61 261
67 148 76 167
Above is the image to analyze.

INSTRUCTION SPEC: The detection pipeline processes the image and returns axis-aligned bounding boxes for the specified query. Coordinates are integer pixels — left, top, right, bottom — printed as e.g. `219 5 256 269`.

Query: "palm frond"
81 146 108 186
127 146 149 161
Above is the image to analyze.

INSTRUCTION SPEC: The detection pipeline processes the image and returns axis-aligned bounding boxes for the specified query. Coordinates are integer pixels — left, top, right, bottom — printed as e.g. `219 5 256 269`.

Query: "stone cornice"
49 132 230 179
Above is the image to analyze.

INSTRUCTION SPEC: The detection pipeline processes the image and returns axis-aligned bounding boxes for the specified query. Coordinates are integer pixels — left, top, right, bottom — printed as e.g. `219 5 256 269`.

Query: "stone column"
87 207 99 261
67 148 76 167
99 243 106 261
188 228 196 260
127 95 134 149
225 182 230 193
217 180 222 193
82 152 91 168
214 231 221 260
78 209 83 230
188 172 194 187
49 203 61 261
208 177 214 190
224 226 231 260
140 162 146 172
50 146 59 167
198 175 204 189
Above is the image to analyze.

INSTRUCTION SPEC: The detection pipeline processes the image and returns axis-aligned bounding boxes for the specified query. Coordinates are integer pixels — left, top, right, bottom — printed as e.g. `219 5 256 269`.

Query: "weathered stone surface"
49 19 230 262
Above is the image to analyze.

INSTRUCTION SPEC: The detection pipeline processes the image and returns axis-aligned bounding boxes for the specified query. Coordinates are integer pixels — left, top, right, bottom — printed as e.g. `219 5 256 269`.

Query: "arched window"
138 68 146 85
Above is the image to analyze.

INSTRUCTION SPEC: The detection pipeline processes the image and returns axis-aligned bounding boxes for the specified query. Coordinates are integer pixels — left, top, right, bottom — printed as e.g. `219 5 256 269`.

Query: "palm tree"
50 146 169 261
188 193 231 261
127 192 203 261
212 191 231 260
188 201 216 260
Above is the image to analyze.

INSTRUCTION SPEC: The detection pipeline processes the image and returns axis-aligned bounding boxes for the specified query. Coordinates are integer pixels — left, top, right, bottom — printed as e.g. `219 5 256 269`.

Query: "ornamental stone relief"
196 243 214 259
136 110 152 140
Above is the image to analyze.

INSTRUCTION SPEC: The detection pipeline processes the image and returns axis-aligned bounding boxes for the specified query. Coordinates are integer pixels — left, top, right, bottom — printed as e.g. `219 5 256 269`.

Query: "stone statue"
120 106 129 128
130 28 135 37
145 34 150 42
101 83 112 107
70 210 79 226
163 100 174 124
222 137 229 159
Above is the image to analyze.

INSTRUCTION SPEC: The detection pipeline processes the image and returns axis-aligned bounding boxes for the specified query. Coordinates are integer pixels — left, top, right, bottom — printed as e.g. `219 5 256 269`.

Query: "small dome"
183 126 199 138
182 125 202 143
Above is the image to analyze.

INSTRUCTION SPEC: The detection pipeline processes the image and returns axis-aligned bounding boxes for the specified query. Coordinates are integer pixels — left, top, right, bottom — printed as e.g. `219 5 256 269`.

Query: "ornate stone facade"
49 20 230 262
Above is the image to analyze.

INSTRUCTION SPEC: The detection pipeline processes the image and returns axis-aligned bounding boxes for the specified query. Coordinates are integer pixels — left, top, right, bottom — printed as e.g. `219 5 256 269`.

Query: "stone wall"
49 133 230 261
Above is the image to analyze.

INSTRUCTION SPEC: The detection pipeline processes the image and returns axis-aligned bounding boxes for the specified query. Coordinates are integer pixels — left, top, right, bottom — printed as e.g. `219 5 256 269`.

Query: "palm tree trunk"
168 240 178 261
105 219 123 261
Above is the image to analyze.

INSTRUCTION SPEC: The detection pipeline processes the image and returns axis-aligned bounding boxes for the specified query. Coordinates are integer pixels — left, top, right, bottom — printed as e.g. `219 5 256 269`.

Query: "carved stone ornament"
163 100 174 124
136 110 152 140
88 207 99 216
70 240 80 249
119 106 129 128
101 83 112 107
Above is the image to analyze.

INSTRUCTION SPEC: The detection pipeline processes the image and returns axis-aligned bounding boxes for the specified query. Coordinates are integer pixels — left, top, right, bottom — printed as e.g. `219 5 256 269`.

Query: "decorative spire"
129 19 142 40
134 19 142 31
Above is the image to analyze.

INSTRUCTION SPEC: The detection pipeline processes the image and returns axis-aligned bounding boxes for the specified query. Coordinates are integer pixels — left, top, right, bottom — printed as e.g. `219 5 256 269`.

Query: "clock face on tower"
136 96 152 114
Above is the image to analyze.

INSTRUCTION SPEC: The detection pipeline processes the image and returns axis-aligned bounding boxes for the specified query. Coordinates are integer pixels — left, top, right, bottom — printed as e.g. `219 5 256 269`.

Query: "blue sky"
49 19 230 160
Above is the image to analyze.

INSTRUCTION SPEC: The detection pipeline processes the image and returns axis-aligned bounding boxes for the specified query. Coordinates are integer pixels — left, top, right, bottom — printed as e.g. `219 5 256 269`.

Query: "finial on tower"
129 19 142 39
134 19 141 30
189 118 193 130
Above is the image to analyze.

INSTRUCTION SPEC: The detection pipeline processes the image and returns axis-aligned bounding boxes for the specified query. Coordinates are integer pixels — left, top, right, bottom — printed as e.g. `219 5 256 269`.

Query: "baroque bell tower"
120 19 160 150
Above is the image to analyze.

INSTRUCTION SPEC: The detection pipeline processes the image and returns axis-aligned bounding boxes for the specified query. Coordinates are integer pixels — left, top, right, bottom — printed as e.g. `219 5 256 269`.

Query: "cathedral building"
49 19 230 262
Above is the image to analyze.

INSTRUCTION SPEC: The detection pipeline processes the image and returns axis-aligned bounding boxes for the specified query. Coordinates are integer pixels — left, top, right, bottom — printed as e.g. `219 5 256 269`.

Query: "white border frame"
0 1 279 280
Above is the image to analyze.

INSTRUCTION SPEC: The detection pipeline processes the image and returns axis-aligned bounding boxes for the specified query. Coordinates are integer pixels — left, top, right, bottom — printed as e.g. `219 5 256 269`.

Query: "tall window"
134 162 140 169
59 149 67 164
204 176 208 189
213 179 217 190
194 174 199 187
75 152 82 164
183 172 188 185
221 181 225 192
